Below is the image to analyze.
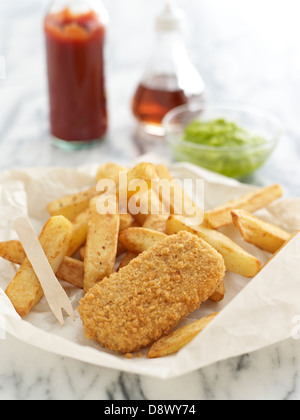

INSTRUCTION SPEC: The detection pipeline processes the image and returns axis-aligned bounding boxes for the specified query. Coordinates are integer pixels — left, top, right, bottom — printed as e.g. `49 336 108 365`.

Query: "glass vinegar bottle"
132 1 205 136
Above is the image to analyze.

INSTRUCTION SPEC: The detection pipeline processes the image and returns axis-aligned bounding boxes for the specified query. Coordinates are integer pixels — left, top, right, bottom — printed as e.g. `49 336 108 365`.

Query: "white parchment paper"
0 161 300 379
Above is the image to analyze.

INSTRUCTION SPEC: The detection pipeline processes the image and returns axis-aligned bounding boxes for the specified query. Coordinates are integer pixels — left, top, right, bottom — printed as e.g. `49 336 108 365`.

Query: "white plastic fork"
14 216 75 326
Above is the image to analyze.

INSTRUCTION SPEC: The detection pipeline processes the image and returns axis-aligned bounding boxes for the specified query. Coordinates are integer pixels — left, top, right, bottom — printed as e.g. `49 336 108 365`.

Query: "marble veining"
0 0 300 400
0 334 300 400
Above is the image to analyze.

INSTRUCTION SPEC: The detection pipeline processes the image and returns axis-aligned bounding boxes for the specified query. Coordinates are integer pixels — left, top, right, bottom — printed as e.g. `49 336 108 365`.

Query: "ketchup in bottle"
44 1 108 149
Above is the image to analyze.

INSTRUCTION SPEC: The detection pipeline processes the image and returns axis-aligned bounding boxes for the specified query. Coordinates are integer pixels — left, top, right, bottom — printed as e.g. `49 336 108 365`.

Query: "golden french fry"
0 240 25 265
231 210 292 254
166 215 262 278
129 189 165 226
118 251 138 271
0 240 84 288
56 257 84 289
5 216 73 317
84 197 120 293
123 163 169 224
47 186 99 221
79 241 127 259
142 214 169 234
119 213 135 231
70 212 134 260
204 185 283 229
156 164 204 223
148 313 219 358
14 211 134 270
96 163 127 183
126 163 158 198
155 165 174 182
209 282 225 302
66 208 89 256
79 246 85 261
119 227 167 254
48 163 126 221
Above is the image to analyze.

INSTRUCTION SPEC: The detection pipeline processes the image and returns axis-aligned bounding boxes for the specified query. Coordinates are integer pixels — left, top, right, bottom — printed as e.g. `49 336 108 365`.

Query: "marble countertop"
1 0 300 400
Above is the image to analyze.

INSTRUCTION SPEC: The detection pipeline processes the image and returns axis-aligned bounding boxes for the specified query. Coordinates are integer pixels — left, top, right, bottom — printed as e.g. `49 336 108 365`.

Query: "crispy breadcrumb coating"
78 231 226 354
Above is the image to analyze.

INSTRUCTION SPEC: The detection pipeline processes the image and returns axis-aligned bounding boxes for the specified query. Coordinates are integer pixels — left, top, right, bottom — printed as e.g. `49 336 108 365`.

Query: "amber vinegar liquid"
132 84 188 124
132 75 203 135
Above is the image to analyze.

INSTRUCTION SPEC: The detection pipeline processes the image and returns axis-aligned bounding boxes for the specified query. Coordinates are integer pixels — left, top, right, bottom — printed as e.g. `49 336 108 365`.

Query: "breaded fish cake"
78 231 226 354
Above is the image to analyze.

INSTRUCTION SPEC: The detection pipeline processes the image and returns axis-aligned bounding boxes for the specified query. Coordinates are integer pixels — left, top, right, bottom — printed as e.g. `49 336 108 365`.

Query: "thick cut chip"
231 210 292 254
148 312 219 358
47 186 99 221
155 164 204 223
126 163 158 198
204 185 283 229
56 257 84 289
0 240 25 265
209 282 225 303
5 216 73 317
118 227 167 254
96 163 127 183
142 214 169 234
0 240 83 289
83 197 119 293
66 208 89 257
48 163 126 221
124 163 168 225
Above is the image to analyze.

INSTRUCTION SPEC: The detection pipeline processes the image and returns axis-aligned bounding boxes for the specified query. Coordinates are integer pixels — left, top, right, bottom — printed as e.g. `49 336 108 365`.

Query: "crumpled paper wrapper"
0 160 300 379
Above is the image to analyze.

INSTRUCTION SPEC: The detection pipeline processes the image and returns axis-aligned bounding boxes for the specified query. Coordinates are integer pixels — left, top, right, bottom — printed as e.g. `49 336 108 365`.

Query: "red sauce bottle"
44 1 108 149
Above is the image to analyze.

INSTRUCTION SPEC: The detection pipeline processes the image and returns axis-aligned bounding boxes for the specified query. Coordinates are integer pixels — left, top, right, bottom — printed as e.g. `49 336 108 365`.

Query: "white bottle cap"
156 1 185 32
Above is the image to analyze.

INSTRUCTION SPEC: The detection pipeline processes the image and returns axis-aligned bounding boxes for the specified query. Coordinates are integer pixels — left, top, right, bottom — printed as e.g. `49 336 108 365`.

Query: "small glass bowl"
163 103 281 179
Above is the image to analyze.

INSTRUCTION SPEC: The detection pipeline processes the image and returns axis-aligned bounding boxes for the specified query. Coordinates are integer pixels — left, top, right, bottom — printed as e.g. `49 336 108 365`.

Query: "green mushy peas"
184 119 265 148
173 118 269 178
